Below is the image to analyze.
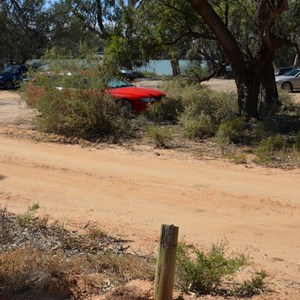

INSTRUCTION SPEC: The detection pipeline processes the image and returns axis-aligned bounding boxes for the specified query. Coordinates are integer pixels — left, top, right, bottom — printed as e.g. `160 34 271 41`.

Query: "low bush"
217 117 245 143
176 241 267 297
144 79 238 138
145 125 175 148
178 88 238 138
253 134 287 164
16 202 40 227
144 96 184 124
294 132 300 151
234 270 267 297
180 111 215 138
22 61 137 141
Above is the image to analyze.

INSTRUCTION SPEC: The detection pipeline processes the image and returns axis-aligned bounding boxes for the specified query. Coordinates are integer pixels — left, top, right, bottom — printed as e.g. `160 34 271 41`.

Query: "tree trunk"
187 0 288 119
170 57 180 76
236 76 260 118
259 62 279 117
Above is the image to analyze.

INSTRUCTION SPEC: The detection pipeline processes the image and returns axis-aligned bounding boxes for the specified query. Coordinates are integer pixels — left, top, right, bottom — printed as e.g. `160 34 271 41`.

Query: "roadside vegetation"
0 205 155 298
22 52 141 142
21 60 300 169
0 205 268 299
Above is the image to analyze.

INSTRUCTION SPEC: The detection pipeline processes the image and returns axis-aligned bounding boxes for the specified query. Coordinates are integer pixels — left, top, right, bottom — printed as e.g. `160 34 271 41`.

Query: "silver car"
276 68 300 92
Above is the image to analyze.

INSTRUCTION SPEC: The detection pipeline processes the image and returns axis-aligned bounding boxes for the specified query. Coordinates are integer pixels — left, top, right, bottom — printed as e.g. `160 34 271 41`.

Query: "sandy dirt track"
0 82 300 299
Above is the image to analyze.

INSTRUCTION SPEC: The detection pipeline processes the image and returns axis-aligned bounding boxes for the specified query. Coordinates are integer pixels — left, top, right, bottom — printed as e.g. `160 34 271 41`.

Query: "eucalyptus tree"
47 1 102 55
186 0 300 118
0 0 50 64
137 0 299 118
66 0 145 68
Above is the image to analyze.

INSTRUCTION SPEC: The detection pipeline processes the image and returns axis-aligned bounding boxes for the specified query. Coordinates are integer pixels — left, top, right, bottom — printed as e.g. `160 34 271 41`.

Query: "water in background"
138 60 194 76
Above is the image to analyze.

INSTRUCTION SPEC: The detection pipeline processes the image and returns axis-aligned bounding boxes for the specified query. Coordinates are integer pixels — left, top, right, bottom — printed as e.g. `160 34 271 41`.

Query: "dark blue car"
0 64 28 89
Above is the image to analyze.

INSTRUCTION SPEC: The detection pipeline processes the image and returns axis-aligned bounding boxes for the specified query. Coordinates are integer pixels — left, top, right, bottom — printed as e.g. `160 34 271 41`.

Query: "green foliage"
182 63 209 84
145 125 174 148
217 117 245 143
254 134 287 164
294 132 300 151
176 241 268 297
144 96 184 124
177 87 238 138
215 129 230 155
226 152 248 165
147 79 238 139
85 225 107 240
180 111 215 138
16 203 40 227
234 270 268 297
23 56 137 141
176 241 247 295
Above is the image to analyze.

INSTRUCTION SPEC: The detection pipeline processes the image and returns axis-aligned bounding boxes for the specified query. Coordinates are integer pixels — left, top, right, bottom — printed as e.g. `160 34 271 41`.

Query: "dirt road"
0 83 300 299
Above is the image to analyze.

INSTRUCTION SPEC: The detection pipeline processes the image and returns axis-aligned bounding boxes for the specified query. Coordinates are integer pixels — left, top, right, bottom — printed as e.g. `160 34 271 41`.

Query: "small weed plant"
234 270 267 297
145 125 174 148
16 202 40 227
254 134 287 164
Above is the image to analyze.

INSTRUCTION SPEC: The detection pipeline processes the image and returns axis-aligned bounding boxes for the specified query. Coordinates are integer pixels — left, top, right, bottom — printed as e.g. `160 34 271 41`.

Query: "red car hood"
107 86 165 98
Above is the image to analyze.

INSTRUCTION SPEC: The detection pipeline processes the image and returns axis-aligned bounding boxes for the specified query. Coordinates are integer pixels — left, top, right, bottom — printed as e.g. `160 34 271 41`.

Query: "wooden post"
154 224 179 300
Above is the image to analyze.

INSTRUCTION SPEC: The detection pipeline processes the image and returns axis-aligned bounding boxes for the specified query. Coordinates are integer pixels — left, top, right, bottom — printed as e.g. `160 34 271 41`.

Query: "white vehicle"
275 68 300 92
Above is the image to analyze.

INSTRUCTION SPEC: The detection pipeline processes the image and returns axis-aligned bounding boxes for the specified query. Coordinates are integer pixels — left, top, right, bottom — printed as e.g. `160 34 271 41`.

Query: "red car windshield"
108 79 134 89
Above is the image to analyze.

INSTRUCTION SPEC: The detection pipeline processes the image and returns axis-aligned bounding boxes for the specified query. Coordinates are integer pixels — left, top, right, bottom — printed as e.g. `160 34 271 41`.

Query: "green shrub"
234 270 267 297
294 132 300 151
176 87 238 138
181 63 208 84
217 117 245 142
180 89 237 123
23 60 136 140
16 203 40 227
180 111 215 138
162 78 199 101
215 129 230 154
254 134 287 164
144 96 184 124
145 125 174 148
176 241 247 295
176 241 267 297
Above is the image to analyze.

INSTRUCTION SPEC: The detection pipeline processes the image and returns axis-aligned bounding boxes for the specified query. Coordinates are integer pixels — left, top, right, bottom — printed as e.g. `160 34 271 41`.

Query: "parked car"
274 67 296 76
0 64 28 89
120 69 138 81
275 68 300 92
107 78 164 114
26 73 165 114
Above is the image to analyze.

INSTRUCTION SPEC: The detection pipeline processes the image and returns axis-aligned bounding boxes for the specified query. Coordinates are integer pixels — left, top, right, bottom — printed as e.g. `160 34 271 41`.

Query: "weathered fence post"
154 224 179 300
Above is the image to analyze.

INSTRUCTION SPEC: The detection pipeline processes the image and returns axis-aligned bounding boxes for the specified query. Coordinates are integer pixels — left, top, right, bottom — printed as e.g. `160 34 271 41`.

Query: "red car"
26 74 165 115
107 79 165 114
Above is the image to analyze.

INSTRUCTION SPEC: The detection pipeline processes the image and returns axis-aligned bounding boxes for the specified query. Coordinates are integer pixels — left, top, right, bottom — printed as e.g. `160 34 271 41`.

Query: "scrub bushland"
22 58 138 141
0 206 268 299
22 61 300 167
145 78 300 167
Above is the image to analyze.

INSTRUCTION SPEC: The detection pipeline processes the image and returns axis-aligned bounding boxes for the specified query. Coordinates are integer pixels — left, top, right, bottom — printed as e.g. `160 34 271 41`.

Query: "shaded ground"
0 80 300 299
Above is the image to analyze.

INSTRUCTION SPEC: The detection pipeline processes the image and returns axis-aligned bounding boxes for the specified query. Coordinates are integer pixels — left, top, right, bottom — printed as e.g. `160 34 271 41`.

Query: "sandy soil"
0 82 300 299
